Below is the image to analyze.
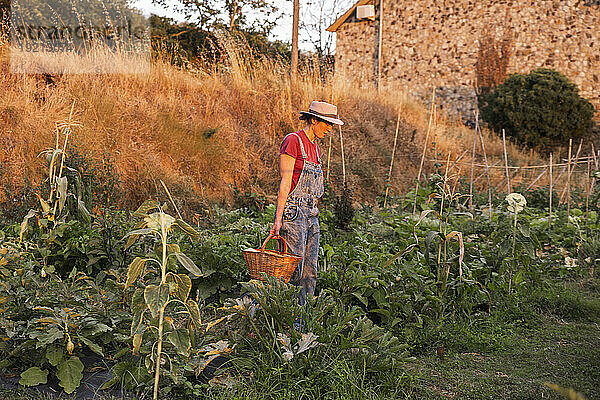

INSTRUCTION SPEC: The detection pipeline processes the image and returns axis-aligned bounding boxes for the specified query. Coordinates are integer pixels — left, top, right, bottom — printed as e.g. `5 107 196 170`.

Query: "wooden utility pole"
377 0 385 91
291 0 300 80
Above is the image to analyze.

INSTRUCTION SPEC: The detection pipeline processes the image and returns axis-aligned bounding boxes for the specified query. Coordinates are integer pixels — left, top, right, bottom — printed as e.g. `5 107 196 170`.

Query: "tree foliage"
151 0 279 34
479 68 595 150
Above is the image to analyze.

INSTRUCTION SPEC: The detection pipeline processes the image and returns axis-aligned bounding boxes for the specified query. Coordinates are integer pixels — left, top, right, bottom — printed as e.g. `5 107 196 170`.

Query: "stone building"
327 0 600 119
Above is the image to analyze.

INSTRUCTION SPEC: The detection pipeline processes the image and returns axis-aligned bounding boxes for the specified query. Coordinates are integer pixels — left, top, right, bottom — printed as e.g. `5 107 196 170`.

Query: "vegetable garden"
1 125 599 399
1 2 599 398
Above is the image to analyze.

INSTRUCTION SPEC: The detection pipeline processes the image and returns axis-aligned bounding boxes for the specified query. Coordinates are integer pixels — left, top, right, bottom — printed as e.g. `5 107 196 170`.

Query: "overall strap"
283 132 307 159
316 143 322 164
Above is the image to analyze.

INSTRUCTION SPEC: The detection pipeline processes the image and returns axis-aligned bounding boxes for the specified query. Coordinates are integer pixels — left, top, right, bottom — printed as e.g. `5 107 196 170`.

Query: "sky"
128 0 355 52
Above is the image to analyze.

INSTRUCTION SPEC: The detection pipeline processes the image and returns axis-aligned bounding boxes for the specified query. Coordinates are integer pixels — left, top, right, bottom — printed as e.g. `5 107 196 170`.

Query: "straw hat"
299 101 344 126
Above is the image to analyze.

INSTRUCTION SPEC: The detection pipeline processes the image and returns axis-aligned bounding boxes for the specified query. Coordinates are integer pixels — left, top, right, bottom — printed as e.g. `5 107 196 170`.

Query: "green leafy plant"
483 193 542 291
568 213 599 280
232 187 267 215
0 257 122 395
220 277 412 383
123 200 205 400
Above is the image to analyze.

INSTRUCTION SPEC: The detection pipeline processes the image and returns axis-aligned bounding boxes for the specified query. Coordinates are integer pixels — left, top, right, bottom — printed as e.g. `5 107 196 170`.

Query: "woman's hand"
270 219 282 236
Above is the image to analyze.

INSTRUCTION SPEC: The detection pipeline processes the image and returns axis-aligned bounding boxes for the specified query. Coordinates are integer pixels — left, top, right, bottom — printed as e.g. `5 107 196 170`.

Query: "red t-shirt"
280 130 322 193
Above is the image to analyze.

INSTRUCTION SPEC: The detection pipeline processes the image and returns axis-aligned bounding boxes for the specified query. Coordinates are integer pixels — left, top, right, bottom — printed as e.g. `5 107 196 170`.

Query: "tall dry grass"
0 30 559 214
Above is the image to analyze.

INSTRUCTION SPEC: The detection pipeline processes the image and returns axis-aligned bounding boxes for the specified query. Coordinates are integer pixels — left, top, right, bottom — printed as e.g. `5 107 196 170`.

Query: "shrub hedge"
479 68 595 150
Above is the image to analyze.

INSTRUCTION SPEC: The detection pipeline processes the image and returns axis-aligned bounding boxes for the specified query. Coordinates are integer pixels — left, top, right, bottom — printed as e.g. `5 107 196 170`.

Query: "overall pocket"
283 204 299 222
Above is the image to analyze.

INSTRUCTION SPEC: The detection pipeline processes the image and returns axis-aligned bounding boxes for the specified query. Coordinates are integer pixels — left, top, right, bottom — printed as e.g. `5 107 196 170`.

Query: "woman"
269 101 343 305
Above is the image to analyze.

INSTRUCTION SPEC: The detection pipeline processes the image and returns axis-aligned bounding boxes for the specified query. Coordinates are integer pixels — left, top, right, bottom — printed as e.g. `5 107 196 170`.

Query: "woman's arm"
270 154 295 236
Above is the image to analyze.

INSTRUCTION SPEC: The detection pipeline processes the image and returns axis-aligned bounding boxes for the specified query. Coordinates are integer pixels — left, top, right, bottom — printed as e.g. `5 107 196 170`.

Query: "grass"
407 282 600 400
408 317 600 399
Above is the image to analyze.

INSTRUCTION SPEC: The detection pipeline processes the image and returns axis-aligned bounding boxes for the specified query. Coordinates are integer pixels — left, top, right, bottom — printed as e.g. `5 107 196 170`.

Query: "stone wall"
335 0 600 120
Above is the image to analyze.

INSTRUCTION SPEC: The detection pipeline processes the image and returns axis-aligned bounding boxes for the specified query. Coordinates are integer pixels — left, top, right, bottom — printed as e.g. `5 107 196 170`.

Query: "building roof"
326 0 373 32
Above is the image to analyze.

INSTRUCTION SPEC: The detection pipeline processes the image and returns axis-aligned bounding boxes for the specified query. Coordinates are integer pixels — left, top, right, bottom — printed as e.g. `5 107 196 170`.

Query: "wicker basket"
243 235 301 283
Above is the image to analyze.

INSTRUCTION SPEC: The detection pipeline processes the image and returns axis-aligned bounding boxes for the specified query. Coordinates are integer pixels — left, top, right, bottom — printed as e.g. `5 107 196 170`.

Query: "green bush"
479 68 595 150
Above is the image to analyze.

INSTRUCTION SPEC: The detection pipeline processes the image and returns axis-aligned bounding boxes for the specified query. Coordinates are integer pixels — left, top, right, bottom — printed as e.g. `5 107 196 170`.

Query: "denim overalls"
279 132 324 305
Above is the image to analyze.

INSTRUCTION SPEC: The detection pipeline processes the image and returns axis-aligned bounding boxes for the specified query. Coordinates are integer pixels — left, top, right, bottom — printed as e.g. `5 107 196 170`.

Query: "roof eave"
326 0 372 32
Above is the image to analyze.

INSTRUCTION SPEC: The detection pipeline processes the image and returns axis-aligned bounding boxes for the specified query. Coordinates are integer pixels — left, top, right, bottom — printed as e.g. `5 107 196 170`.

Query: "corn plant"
20 103 89 243
417 168 468 297
123 200 203 400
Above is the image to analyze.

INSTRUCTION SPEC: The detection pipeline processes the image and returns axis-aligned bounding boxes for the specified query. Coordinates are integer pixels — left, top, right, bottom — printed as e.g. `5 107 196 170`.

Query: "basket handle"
260 234 287 254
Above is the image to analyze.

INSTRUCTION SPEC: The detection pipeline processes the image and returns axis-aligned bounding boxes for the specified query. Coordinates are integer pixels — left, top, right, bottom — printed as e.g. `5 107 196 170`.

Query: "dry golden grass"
0 32 580 213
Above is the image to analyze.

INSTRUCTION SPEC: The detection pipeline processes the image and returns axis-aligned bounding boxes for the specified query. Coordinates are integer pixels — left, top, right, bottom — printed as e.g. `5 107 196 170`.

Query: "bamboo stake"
552 165 567 188
326 65 334 183
472 161 502 185
326 133 332 182
566 138 572 217
469 112 478 210
549 153 553 229
560 139 582 203
339 125 346 185
586 155 591 223
502 129 511 193
160 180 183 221
477 124 492 219
412 88 436 215
589 145 598 211
526 148 534 183
384 112 401 208
449 150 468 173
526 168 547 190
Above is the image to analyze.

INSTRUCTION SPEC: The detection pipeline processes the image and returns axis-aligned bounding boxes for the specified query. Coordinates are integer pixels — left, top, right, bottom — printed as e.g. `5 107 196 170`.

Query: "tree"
1 0 8 36
7 0 147 51
149 14 290 66
151 0 219 31
299 0 354 58
151 0 279 34
224 0 277 33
